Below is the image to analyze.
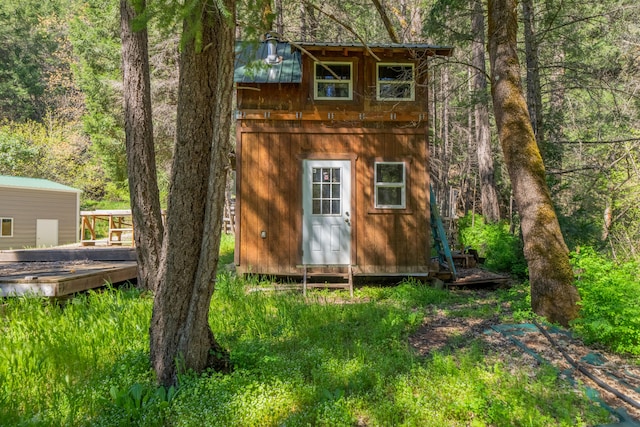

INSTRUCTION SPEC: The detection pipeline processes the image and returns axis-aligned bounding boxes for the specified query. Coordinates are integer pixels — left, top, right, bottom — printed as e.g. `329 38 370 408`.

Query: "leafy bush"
458 213 527 277
571 247 640 355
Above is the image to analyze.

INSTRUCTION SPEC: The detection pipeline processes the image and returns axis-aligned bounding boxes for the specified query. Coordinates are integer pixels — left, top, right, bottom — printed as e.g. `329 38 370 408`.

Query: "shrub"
571 247 640 355
458 213 527 277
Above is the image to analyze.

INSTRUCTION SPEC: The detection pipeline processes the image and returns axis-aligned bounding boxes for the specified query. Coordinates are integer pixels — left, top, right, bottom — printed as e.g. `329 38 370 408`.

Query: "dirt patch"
408 295 640 422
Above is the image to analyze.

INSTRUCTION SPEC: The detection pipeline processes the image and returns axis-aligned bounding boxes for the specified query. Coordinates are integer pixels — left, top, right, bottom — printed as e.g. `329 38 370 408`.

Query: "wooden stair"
300 265 354 297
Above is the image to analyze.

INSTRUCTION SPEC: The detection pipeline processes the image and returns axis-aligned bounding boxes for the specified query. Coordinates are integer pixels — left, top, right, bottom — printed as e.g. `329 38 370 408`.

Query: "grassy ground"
0 235 617 426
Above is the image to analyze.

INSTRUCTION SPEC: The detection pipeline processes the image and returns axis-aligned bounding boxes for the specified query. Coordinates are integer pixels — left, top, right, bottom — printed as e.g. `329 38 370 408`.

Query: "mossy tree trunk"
120 0 164 292
487 0 580 326
149 0 235 386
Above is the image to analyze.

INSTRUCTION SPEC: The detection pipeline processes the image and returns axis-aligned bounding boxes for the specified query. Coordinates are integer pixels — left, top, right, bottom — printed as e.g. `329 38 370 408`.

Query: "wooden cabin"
233 40 453 281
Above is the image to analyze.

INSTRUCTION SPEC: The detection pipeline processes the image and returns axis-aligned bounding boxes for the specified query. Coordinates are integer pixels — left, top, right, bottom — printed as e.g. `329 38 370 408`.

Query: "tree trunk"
149 0 235 386
120 0 164 291
371 0 400 43
487 0 580 326
471 0 500 222
522 0 543 149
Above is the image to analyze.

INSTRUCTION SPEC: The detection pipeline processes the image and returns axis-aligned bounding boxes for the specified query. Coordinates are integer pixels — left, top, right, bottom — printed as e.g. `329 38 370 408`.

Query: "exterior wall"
235 126 431 275
236 47 430 118
0 187 79 250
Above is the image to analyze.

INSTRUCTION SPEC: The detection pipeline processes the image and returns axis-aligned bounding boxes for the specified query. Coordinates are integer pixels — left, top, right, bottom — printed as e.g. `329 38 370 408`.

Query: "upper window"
1 218 13 237
314 62 352 100
377 63 415 101
375 162 406 209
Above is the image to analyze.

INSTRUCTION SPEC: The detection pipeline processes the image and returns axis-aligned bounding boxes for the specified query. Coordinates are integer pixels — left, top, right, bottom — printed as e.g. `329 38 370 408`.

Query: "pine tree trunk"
120 0 164 291
522 0 543 148
149 0 235 386
472 0 501 222
487 0 580 326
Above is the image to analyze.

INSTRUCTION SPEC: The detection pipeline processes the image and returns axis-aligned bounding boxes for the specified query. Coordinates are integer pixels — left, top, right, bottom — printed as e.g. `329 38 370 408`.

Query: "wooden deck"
0 247 137 297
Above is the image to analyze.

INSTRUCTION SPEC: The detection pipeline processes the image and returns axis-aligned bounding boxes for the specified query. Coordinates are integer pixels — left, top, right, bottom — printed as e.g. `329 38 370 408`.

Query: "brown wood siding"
0 187 79 250
236 126 430 276
237 50 428 116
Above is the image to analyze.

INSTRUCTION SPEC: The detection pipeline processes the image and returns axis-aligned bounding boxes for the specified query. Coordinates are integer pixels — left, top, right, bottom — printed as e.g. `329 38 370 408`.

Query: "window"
376 63 415 101
312 167 342 215
314 62 352 100
1 218 13 237
375 162 406 209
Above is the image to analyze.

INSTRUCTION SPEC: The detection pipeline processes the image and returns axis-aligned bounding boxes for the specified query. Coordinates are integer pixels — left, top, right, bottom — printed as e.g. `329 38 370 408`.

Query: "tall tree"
149 0 235 386
471 0 500 222
487 0 580 326
120 0 164 291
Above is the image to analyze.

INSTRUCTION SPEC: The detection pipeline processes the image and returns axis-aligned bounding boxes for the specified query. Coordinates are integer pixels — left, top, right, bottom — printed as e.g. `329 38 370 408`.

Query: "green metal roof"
234 41 302 84
0 175 81 193
298 41 454 56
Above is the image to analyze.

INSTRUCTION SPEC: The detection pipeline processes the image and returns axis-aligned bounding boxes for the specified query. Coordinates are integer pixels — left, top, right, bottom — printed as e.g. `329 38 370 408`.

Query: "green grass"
0 240 617 426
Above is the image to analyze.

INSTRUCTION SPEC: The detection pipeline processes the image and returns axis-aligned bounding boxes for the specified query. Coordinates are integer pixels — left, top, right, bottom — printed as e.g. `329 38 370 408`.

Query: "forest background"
1 0 639 262
2 0 640 424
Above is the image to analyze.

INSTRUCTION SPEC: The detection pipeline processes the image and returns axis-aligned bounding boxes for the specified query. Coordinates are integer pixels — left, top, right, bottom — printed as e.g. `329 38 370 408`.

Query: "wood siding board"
237 126 431 276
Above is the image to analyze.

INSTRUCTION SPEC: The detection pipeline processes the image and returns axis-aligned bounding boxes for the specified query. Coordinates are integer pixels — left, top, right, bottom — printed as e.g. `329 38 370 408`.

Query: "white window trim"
374 162 406 209
314 61 353 101
1 217 14 237
376 63 415 101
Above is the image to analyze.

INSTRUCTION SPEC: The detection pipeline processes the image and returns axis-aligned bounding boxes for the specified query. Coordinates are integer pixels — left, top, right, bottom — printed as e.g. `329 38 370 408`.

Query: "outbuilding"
233 39 453 283
0 175 81 250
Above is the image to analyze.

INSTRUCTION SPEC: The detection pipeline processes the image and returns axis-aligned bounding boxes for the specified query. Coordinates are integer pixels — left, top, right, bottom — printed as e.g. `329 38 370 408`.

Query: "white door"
302 160 351 265
36 219 59 247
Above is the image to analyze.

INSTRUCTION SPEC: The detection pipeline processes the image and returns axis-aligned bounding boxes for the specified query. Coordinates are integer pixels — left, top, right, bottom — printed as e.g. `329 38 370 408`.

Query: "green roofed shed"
0 175 81 249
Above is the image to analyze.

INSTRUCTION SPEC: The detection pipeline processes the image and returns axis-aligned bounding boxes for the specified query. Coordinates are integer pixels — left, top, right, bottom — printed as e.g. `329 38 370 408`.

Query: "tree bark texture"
522 0 543 149
149 0 235 386
487 0 580 326
371 0 401 43
471 0 500 222
120 0 164 292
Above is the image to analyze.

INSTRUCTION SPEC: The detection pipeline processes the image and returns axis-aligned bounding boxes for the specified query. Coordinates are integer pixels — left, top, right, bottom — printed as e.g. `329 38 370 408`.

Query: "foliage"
571 247 640 355
0 118 107 202
1 270 612 426
458 212 528 277
0 285 152 425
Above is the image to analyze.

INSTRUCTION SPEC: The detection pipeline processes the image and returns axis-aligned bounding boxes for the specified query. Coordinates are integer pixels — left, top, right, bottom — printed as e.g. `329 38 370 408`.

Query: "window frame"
1 217 14 237
376 62 415 102
313 61 353 101
374 161 407 209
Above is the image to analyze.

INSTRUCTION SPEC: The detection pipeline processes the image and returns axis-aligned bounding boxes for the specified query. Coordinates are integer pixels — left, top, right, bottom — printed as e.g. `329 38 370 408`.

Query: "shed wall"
235 127 431 276
0 187 79 250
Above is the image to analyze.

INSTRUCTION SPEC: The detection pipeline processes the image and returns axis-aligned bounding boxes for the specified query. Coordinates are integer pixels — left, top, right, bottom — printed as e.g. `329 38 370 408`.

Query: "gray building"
0 176 81 250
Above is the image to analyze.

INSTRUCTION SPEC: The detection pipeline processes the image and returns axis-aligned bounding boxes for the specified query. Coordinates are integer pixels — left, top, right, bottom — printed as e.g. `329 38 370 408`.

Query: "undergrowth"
458 212 528 277
0 271 613 426
571 247 640 355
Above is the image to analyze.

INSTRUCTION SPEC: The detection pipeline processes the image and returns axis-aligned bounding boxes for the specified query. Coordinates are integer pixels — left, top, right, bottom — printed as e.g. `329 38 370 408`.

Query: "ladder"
430 185 457 280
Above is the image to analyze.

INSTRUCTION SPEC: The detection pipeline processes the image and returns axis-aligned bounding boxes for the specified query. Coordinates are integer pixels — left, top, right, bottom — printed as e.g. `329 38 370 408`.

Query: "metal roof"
297 41 454 53
234 42 302 84
0 175 81 193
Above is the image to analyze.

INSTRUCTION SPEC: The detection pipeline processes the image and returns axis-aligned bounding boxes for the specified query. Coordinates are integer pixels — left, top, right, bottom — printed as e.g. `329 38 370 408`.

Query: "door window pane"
311 167 342 215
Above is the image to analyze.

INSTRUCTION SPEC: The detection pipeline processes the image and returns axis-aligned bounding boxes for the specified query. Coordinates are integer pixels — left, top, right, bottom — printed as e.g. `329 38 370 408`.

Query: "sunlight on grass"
0 243 613 426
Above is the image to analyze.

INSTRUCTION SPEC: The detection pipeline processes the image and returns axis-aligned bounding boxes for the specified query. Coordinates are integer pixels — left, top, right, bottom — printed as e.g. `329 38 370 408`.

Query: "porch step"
300 265 354 298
